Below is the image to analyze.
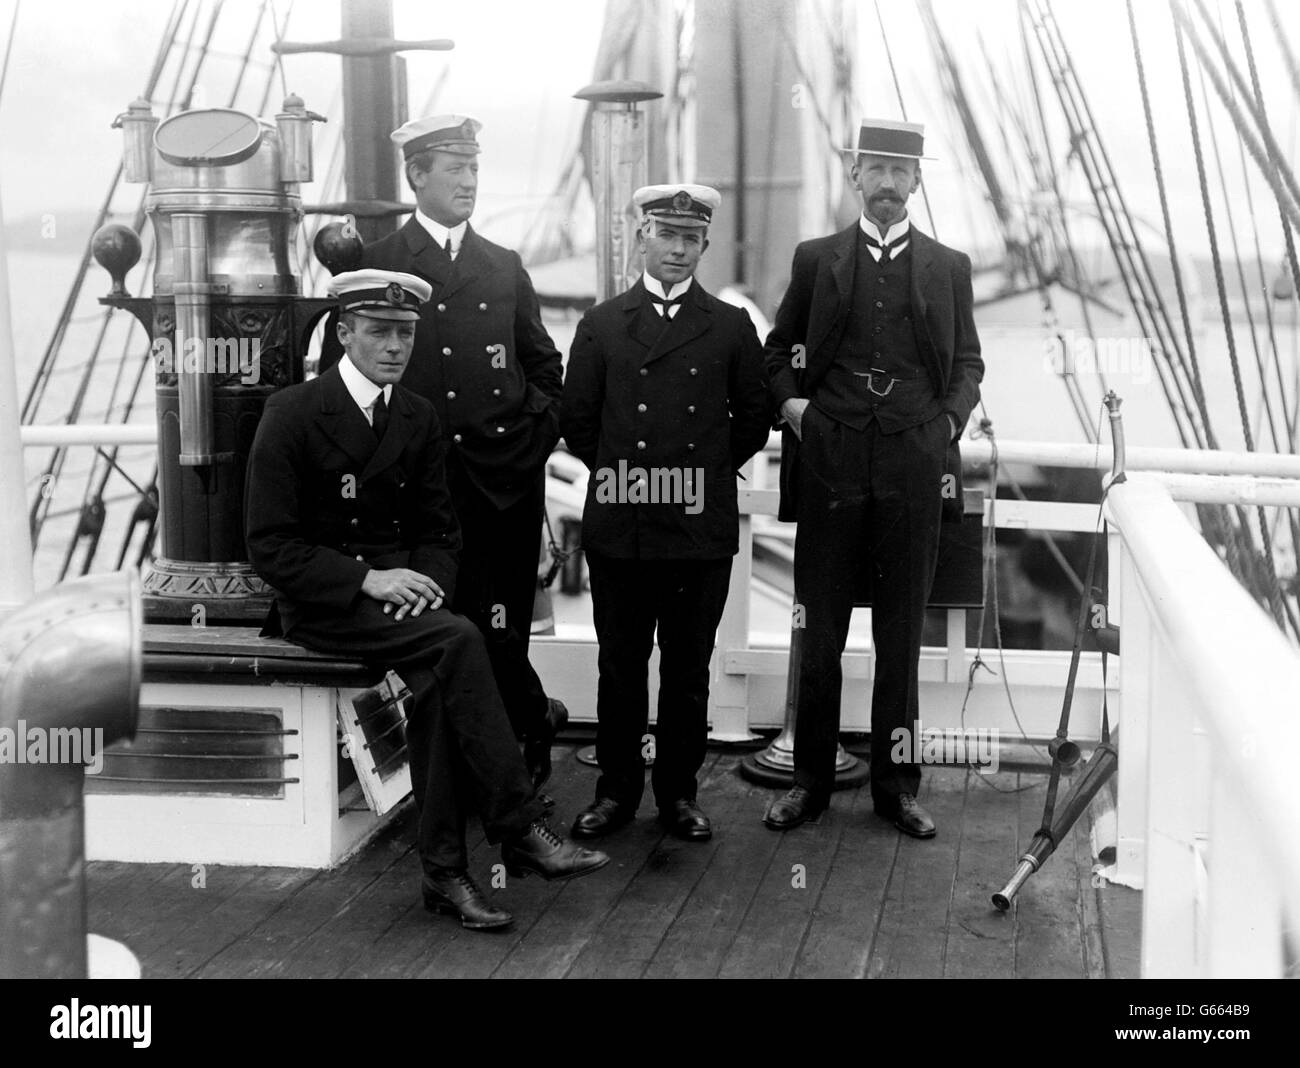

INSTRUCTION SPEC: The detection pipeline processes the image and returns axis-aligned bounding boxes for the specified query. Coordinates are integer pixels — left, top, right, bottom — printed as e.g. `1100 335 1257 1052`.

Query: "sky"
0 0 1297 264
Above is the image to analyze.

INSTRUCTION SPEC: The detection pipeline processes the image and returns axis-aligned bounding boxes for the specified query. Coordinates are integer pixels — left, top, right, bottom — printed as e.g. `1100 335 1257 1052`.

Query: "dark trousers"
448 465 550 743
288 600 544 872
791 406 948 809
586 552 733 810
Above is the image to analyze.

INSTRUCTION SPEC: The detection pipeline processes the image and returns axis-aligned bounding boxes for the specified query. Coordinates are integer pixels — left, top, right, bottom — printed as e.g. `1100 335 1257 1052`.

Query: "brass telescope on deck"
993 392 1126 912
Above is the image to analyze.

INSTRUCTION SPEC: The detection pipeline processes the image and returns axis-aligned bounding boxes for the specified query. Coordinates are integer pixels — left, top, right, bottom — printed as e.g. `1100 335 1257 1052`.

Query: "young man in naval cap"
561 185 771 841
762 119 983 838
320 114 569 804
247 270 607 931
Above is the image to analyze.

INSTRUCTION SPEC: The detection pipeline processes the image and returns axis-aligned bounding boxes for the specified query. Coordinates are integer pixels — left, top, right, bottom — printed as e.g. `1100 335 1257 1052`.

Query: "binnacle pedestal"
95 98 346 622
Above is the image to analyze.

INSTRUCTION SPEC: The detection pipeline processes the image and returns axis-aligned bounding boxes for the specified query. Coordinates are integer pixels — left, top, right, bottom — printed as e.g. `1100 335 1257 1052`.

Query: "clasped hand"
361 568 445 621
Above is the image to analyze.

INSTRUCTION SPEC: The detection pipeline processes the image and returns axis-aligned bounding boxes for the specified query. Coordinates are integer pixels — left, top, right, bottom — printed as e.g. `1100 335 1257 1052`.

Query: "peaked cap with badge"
329 269 433 320
634 183 721 228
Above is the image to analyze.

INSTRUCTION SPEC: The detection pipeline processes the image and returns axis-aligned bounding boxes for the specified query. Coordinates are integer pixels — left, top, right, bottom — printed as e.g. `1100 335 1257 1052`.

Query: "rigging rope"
1197 29 1284 455
1175 10 1291 632
1126 0 1218 450
1030 0 1202 451
1235 0 1300 401
0 0 19 107
875 0 938 239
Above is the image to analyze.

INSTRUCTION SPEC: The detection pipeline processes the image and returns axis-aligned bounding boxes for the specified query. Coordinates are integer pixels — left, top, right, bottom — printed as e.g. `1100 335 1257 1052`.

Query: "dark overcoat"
245 364 461 635
321 218 563 508
561 279 772 560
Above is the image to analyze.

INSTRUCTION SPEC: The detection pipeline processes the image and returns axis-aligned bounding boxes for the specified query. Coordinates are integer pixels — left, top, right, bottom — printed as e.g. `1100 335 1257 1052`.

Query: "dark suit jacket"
321 218 563 508
561 278 773 560
244 364 461 636
764 225 983 521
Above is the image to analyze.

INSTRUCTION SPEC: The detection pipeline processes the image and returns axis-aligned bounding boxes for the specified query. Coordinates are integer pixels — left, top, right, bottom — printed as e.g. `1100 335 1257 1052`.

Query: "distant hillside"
969 242 1296 308
3 210 111 254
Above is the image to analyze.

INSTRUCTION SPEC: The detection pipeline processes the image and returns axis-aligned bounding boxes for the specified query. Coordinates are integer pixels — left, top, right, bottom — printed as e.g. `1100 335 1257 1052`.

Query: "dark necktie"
863 232 908 263
371 391 389 441
649 294 684 319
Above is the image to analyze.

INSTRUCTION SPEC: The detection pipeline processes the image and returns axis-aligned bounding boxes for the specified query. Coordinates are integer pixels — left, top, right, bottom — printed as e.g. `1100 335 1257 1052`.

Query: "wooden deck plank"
941 770 1025 979
1095 858 1143 980
488 745 700 980
790 781 896 979
247 820 418 979
1013 773 1087 979
558 754 744 979
866 770 968 978
713 778 852 980
1075 809 1110 979
632 764 783 979
82 750 1142 979
193 819 412 979
86 862 202 967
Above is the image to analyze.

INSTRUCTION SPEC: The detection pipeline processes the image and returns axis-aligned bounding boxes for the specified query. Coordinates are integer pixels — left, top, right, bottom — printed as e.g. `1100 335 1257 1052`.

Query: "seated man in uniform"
245 269 608 931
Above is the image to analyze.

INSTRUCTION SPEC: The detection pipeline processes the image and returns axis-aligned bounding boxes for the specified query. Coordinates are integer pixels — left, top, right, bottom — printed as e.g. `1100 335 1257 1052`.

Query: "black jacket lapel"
360 385 415 483
399 217 452 290
908 229 945 391
807 224 857 361
622 279 665 353
438 225 499 301
643 280 711 364
316 365 378 470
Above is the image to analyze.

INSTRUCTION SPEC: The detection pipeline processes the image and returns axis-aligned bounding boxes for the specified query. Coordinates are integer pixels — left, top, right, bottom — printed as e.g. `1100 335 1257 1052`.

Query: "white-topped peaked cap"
390 114 482 159
329 269 433 320
634 183 721 227
845 118 935 159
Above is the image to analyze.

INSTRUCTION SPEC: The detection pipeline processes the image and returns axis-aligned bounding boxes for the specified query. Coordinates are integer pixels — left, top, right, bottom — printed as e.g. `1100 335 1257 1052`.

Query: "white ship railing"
1107 473 1300 978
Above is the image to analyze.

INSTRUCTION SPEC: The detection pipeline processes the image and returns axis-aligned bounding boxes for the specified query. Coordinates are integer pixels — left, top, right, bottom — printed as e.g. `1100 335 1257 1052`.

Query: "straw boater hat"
844 118 935 160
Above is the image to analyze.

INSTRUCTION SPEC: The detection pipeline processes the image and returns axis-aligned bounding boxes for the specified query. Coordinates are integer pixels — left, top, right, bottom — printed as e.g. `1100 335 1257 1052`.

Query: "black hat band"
339 285 422 312
855 126 925 156
641 196 712 221
402 125 480 159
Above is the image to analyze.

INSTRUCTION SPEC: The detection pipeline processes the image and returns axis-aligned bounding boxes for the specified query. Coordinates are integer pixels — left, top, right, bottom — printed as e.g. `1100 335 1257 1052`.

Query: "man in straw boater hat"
561 184 771 842
320 115 569 807
761 118 984 838
248 270 608 932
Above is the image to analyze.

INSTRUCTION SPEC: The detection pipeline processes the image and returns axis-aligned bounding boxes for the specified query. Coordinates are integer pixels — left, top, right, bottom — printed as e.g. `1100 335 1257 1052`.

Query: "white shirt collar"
338 355 391 420
642 273 693 301
415 209 468 254
859 214 911 246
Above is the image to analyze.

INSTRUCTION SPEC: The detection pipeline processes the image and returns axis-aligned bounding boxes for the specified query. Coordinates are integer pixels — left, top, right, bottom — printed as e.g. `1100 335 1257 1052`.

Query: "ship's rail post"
1107 473 1300 977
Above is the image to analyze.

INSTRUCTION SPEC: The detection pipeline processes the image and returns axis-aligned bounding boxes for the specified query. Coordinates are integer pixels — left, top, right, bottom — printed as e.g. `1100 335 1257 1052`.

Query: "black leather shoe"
763 786 827 830
659 799 712 841
880 792 936 839
525 697 569 790
422 869 513 930
502 820 610 881
570 796 635 839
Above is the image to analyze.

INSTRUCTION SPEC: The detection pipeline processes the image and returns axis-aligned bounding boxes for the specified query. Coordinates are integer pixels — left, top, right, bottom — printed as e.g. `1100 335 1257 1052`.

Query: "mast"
339 0 403 243
0 185 35 609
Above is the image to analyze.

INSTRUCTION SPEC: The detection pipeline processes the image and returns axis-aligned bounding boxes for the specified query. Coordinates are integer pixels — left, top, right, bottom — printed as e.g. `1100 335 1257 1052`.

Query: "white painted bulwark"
1107 474 1300 978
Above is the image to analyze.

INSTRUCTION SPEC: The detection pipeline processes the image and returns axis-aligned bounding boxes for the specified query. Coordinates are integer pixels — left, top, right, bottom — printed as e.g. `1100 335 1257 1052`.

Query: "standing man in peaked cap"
249 270 608 931
761 119 983 839
561 184 772 841
321 114 569 800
